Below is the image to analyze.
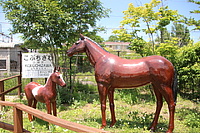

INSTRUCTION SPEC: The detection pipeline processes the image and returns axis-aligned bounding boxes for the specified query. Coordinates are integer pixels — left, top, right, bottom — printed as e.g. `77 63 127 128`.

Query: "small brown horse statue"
24 67 66 121
67 34 178 133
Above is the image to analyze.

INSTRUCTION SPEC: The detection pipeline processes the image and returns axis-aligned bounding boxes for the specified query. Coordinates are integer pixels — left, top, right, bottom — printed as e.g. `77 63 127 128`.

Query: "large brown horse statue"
67 34 178 133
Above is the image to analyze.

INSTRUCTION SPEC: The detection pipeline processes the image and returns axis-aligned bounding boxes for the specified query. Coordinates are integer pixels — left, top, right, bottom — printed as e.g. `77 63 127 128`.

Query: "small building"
0 42 27 76
104 42 130 51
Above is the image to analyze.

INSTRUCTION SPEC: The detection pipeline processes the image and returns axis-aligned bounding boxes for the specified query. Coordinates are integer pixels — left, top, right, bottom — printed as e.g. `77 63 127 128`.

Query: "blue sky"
97 0 200 42
0 0 199 43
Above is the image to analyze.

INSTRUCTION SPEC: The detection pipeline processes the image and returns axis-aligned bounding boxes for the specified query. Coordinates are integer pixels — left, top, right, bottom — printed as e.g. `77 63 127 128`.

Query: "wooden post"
0 121 14 132
116 51 120 57
69 57 72 91
19 51 22 99
0 81 5 110
45 78 47 83
13 107 23 133
17 75 22 98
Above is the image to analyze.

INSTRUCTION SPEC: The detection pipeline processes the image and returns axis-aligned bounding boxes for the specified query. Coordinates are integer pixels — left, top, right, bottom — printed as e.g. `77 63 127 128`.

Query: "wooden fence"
0 75 22 98
0 101 109 133
0 74 22 109
0 75 109 132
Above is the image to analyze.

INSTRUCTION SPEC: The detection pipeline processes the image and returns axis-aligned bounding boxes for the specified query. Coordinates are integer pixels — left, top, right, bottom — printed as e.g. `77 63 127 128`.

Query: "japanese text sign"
22 53 54 78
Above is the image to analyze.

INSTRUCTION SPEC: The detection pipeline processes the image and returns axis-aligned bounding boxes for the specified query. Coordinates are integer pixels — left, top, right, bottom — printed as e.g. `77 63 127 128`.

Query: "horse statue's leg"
97 83 108 129
27 99 33 121
108 87 116 127
32 99 37 120
45 100 52 115
161 86 175 133
45 100 53 130
155 85 175 133
24 88 34 122
149 85 163 131
52 101 57 116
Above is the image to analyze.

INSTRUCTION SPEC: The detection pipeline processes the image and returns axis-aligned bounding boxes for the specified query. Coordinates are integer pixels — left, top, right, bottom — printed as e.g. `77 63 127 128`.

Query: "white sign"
22 53 54 78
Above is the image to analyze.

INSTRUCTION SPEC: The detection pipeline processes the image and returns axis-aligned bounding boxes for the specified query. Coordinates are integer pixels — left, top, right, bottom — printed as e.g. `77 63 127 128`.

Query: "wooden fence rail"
0 50 113 133
0 101 109 133
0 75 109 132
0 75 22 106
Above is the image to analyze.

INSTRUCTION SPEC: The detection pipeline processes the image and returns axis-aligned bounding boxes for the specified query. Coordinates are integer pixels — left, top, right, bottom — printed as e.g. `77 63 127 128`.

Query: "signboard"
22 53 54 78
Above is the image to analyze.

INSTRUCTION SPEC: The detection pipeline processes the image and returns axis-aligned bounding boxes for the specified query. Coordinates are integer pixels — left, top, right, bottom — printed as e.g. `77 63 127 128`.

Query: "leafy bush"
177 107 200 128
128 111 154 129
117 89 139 104
116 86 156 105
175 42 200 100
57 80 98 106
185 112 200 128
4 78 18 95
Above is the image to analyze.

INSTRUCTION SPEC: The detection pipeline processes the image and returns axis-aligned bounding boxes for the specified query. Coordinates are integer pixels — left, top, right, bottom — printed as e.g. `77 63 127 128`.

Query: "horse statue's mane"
84 36 109 52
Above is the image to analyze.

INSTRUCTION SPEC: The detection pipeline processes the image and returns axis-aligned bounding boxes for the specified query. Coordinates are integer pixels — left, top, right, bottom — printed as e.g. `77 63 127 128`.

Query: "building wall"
0 46 22 76
0 49 10 71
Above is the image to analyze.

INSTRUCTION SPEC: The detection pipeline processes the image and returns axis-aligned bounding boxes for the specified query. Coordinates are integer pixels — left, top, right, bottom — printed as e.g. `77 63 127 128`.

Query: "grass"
0 82 200 132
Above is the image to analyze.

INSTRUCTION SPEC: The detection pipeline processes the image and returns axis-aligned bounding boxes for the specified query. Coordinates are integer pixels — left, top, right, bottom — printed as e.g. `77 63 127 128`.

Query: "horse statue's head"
67 34 86 57
51 67 66 87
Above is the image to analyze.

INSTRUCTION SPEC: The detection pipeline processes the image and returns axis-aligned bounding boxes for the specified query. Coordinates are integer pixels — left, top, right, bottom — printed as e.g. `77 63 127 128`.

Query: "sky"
0 0 199 43
97 0 200 42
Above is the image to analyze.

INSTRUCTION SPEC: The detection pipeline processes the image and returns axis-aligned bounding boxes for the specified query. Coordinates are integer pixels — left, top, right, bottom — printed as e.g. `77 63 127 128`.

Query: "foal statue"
24 67 66 121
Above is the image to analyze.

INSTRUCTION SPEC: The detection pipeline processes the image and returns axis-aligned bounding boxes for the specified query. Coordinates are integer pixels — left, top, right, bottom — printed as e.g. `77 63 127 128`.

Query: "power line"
102 27 200 32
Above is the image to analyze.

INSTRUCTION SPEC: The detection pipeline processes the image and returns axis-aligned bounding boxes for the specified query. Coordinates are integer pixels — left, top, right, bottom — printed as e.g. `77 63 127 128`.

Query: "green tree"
156 38 179 63
171 23 190 46
107 35 120 42
189 0 200 14
113 0 180 55
155 23 191 47
128 37 152 57
157 6 179 43
187 0 200 30
175 42 200 98
1 0 109 65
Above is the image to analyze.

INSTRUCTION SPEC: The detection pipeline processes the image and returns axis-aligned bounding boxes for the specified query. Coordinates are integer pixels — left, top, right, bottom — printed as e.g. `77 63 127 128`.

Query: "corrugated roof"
0 42 20 48
104 42 130 46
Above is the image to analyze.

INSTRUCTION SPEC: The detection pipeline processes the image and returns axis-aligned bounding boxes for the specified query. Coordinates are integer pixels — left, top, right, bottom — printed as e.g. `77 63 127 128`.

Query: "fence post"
13 107 23 133
17 76 22 98
69 57 72 91
116 51 120 56
0 81 5 110
19 51 22 99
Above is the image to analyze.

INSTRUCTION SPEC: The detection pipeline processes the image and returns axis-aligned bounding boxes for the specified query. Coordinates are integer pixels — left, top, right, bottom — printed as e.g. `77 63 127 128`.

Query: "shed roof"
104 42 130 46
0 42 20 48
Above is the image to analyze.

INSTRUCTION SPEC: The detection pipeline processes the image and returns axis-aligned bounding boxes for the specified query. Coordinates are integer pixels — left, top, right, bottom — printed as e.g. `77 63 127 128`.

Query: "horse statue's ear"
58 67 60 71
54 66 60 72
80 34 85 40
54 67 56 72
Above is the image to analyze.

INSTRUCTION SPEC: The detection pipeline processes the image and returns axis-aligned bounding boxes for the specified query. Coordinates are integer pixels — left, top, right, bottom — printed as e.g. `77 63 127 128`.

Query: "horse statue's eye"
75 42 79 45
57 76 60 79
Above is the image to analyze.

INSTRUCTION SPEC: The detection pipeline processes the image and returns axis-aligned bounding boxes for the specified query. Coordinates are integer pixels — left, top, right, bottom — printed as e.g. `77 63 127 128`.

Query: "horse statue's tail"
172 69 178 104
